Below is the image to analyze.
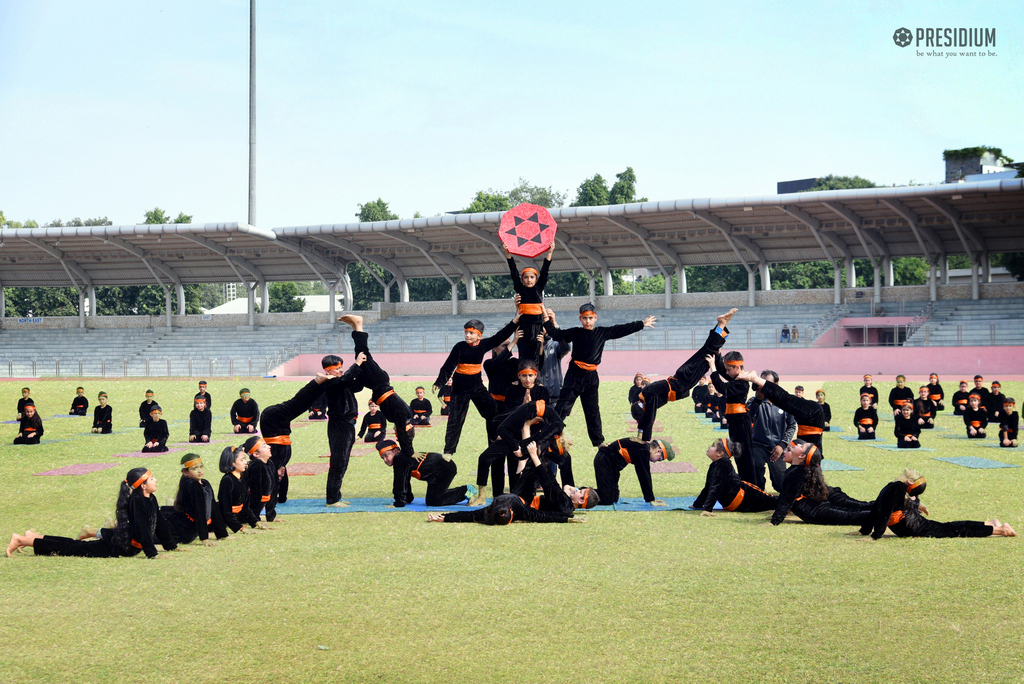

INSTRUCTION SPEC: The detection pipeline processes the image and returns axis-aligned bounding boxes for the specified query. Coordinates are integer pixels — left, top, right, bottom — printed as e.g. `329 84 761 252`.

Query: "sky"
0 0 1021 229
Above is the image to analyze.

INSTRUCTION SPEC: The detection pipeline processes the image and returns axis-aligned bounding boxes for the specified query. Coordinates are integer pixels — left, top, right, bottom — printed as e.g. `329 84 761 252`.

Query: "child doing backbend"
217 446 268 534
767 440 873 527
7 467 176 559
859 469 1016 539
692 437 777 515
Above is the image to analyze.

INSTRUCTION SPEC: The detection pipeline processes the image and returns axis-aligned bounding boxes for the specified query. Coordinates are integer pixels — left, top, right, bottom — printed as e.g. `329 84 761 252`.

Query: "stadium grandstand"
1 177 1023 378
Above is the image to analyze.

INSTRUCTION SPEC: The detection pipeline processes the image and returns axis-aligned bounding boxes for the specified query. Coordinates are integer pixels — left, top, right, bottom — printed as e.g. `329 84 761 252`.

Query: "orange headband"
721 439 732 459
182 458 202 469
465 327 482 336
378 444 396 457
860 393 872 399
581 489 590 509
521 267 538 276
579 312 597 320
725 360 743 368
804 444 817 467
247 438 266 455
905 476 926 493
127 470 152 489
518 369 537 376
863 375 872 380
324 363 343 371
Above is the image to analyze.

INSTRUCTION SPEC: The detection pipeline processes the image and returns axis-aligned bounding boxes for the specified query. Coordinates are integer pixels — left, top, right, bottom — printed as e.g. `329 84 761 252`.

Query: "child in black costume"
504 360 550 408
409 387 433 427
894 402 921 448
217 446 267 534
767 440 872 527
951 380 971 416
92 391 112 434
815 390 831 431
504 241 555 365
999 398 1018 448
963 393 988 438
593 437 674 505
854 393 878 440
859 470 1016 539
358 401 387 443
189 396 212 442
859 375 879 409
242 435 278 523
16 387 31 420
14 401 43 444
913 385 935 429
162 454 228 545
7 467 176 559
69 386 88 416
321 353 364 507
141 404 169 452
138 389 156 428
927 373 944 412
376 439 476 508
231 388 260 434
693 437 777 515
888 375 914 417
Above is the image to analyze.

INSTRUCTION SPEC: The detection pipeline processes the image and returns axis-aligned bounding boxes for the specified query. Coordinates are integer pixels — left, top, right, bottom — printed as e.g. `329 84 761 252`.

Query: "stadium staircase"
902 298 1024 347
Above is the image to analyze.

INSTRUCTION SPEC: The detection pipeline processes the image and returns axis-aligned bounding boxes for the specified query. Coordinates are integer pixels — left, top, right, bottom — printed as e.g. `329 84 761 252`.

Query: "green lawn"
1 377 1022 684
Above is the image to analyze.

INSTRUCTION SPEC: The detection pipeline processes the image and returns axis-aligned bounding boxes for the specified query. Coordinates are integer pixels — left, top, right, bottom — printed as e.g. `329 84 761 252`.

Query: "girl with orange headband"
504 240 555 365
742 370 827 460
6 467 177 559
927 373 944 412
162 454 228 546
853 393 878 440
888 375 914 417
767 440 873 527
692 437 777 515
858 375 879 409
859 469 1017 539
242 435 278 523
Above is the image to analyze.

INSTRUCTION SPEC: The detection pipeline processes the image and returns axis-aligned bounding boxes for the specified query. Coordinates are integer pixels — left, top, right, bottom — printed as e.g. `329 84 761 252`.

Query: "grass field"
1 376 1022 684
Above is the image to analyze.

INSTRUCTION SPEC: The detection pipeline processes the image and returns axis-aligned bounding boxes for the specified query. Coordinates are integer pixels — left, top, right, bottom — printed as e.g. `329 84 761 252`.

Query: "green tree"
571 174 610 207
507 179 567 208
1001 253 1024 281
269 282 306 313
608 167 648 205
463 191 510 214
357 199 399 222
803 175 877 192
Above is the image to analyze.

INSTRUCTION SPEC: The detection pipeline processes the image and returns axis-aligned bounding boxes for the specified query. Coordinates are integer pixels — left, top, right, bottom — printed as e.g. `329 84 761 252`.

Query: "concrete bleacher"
904 298 1024 347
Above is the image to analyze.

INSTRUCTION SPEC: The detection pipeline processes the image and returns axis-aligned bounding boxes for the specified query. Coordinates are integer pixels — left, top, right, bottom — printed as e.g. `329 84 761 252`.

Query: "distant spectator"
791 326 799 344
780 325 790 343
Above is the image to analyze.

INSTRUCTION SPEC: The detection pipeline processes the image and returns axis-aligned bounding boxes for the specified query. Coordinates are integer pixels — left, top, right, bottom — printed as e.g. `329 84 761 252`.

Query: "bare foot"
6 533 24 557
338 314 363 331
1001 523 1017 537
77 525 98 541
326 501 350 508
717 308 738 328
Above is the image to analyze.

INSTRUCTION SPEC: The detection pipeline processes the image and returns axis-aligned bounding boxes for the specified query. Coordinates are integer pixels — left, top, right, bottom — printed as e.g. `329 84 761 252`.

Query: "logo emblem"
893 27 913 47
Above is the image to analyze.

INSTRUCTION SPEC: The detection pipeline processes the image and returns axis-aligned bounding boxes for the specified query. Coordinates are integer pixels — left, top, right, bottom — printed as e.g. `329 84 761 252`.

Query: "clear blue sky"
1 0 1020 228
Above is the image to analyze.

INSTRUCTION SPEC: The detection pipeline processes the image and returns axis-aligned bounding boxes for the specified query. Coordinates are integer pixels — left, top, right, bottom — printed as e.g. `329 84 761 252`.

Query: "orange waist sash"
726 403 747 414
888 510 905 526
518 303 544 316
456 363 483 375
574 360 598 371
231 504 244 514
264 435 291 446
237 416 253 423
724 488 745 512
797 425 824 436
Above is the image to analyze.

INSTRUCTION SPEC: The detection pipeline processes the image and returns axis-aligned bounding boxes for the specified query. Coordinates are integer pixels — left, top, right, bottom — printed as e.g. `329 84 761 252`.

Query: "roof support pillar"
165 288 173 328
601 268 613 298
928 262 937 302
0 284 5 319
328 281 337 323
883 257 893 287
971 257 980 300
466 276 476 301
982 251 991 283
941 256 949 285
833 263 842 304
260 281 269 314
87 286 97 318
846 257 856 288
78 289 85 328
677 266 687 294
873 264 882 305
398 278 409 302
747 271 756 307
341 270 354 312
451 280 459 316
247 284 256 327
177 283 186 316
760 263 771 292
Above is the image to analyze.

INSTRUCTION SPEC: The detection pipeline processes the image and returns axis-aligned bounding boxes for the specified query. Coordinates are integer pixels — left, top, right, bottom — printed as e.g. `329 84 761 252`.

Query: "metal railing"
2 357 278 378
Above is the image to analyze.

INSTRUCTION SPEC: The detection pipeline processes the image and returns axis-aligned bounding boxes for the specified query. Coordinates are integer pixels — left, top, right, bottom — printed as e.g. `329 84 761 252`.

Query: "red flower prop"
498 203 558 258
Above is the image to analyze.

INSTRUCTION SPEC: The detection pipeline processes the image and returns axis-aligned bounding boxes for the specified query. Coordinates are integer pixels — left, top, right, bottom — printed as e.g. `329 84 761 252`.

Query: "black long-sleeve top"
984 393 1005 422
441 493 573 523
324 369 362 421
218 472 259 532
747 394 798 449
759 382 825 454
508 255 551 321
496 400 564 454
194 391 213 410
693 458 743 512
1000 411 1019 439
711 357 750 411
144 419 168 447
18 414 44 438
963 406 988 430
515 462 575 516
17 397 31 416
927 383 944 405
951 390 971 413
410 398 433 418
435 320 519 392
139 400 156 424
545 319 645 368
231 398 260 427
189 409 212 438
504 383 550 408
93 404 112 430
888 386 915 412
692 384 710 409
894 413 921 440
913 398 934 422
600 438 657 502
70 395 89 413
483 347 518 400
819 402 832 425
629 385 643 404
391 452 450 506
246 458 276 520
771 464 808 525
854 407 878 432
172 477 228 542
359 411 387 438
859 385 879 407
128 494 177 558
971 386 991 403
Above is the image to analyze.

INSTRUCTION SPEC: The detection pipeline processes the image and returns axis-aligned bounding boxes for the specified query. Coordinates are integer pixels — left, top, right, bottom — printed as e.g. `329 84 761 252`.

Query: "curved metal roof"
1 178 1022 290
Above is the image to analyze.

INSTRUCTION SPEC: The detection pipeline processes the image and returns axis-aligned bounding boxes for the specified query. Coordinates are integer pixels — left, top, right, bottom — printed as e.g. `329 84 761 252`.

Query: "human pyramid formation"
6 245 1018 558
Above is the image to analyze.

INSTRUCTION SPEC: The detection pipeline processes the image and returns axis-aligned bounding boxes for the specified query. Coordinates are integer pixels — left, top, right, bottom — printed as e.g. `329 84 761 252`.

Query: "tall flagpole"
248 0 256 227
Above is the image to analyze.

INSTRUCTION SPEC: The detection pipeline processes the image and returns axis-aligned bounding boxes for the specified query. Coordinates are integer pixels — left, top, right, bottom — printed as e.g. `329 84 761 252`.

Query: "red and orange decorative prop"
498 203 558 258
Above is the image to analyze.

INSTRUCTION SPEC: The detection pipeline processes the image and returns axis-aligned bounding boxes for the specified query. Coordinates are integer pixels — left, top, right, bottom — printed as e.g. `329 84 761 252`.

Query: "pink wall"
274 346 1024 380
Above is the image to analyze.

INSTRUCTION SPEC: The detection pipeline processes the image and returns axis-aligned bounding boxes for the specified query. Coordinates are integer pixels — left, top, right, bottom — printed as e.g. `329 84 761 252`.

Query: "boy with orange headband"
592 436 674 505
951 380 971 416
999 398 1018 447
231 388 260 434
708 345 755 483
504 241 555 365
432 312 519 459
546 304 656 447
888 375 914 417
858 375 879 409
242 435 278 522
321 353 364 506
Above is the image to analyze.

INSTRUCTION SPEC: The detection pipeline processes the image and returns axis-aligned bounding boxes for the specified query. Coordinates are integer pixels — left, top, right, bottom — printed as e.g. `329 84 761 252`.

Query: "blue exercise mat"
933 456 1020 469
825 427 845 433
820 459 863 471
863 442 935 453
612 497 700 511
